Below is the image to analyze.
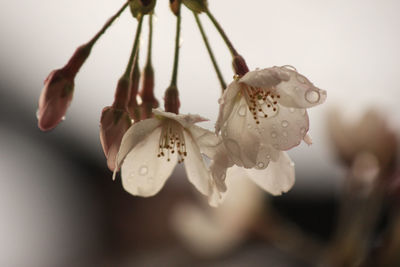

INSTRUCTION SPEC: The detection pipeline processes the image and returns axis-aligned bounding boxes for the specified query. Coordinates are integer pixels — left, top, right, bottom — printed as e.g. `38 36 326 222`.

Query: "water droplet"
296 74 306 84
247 124 252 129
36 109 40 119
179 37 184 47
283 131 288 137
238 105 247 116
281 120 289 128
289 108 295 113
256 162 267 170
61 116 66 121
266 154 271 159
300 127 306 135
305 89 320 103
139 165 148 176
271 131 277 138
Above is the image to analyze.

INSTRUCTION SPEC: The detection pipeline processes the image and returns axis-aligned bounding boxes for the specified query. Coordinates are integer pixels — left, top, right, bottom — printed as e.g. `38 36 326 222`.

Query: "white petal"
187 124 221 158
221 97 261 168
115 118 161 176
258 105 309 151
239 67 289 89
183 130 213 196
120 127 178 197
153 108 208 129
215 81 241 134
245 151 295 195
276 66 327 108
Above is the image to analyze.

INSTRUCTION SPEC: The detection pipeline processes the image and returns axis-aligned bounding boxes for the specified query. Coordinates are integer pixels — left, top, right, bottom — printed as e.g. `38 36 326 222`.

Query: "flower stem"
170 3 182 87
205 9 238 57
193 12 226 91
123 14 144 79
87 1 129 48
146 13 154 67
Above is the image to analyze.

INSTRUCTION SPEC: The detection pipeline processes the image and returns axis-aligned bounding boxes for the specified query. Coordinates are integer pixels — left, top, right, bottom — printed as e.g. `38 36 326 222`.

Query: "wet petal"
239 67 289 89
187 125 221 158
115 118 161 177
276 66 326 108
245 151 295 195
215 81 241 134
183 130 213 196
222 97 261 168
121 127 178 197
258 105 309 151
153 108 208 128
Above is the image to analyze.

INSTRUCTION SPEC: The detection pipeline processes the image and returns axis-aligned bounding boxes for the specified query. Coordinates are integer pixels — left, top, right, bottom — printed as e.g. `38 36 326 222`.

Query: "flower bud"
232 54 249 77
37 44 91 131
113 77 130 110
164 85 180 114
140 64 159 119
100 107 132 171
130 0 156 18
182 0 208 13
37 69 74 131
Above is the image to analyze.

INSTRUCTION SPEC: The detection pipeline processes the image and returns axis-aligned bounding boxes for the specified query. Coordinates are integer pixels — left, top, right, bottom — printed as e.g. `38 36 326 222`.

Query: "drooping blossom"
37 69 74 131
100 107 132 171
215 65 326 169
114 109 220 199
37 44 91 131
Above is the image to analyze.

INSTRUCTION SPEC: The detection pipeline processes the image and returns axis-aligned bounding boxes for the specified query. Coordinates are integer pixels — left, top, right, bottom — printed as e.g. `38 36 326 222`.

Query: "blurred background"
1 0 400 266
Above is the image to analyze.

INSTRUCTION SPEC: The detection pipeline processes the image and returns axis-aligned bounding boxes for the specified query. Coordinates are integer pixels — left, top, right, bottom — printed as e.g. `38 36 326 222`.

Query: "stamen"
158 120 187 163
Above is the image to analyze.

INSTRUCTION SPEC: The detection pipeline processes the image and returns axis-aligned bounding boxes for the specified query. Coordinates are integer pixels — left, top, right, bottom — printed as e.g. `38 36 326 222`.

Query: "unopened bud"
164 85 180 114
130 0 156 18
113 77 130 110
140 64 159 119
37 69 74 131
100 107 132 171
182 0 208 13
232 54 249 77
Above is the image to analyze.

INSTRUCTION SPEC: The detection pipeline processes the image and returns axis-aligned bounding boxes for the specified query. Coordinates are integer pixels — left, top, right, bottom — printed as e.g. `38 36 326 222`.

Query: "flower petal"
215 81 241 134
120 127 178 197
114 118 161 177
258 105 309 151
183 130 213 196
245 151 295 195
239 67 290 89
187 124 221 158
275 66 326 108
153 108 208 129
221 97 261 168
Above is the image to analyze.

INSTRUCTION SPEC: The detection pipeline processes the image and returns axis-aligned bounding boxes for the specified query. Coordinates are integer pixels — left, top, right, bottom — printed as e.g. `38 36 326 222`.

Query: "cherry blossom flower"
215 65 326 168
114 109 220 199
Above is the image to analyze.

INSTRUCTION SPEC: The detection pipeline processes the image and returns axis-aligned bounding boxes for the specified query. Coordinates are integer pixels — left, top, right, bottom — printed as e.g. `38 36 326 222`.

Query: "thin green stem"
87 1 129 47
193 12 226 90
205 9 238 57
170 4 182 87
123 15 144 79
146 13 153 66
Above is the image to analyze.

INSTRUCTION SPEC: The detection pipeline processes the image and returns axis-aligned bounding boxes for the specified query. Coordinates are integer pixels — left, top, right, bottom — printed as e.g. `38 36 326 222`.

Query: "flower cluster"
37 0 326 206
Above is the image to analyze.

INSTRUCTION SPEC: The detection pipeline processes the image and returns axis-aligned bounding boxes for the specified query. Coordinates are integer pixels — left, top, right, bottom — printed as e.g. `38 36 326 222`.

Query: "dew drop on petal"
300 127 307 135
238 105 247 116
281 120 289 128
289 108 295 113
256 161 267 170
296 74 306 84
139 165 148 176
61 116 66 121
305 89 320 103
247 124 252 129
271 131 277 138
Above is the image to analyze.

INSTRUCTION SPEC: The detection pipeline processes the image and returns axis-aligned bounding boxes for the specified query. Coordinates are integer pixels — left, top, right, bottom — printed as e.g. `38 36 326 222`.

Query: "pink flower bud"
100 106 132 171
37 69 74 131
